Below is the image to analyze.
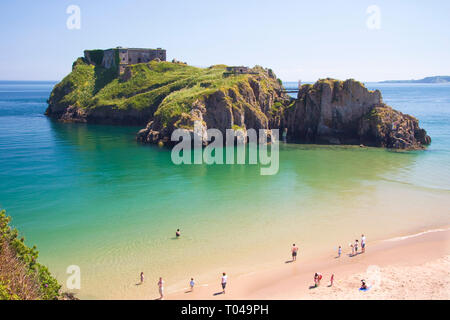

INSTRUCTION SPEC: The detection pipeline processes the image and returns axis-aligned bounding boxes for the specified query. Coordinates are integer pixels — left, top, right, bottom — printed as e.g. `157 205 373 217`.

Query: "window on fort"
138 58 141 63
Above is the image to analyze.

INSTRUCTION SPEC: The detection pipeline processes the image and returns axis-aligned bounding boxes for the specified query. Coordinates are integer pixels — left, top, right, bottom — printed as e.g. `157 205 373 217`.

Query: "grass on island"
50 58 249 122
49 59 282 127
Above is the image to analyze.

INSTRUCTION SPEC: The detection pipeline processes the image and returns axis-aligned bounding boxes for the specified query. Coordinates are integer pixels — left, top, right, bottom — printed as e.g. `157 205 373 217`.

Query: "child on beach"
190 278 195 291
360 279 367 290
158 277 164 300
292 243 299 261
338 246 342 258
314 273 323 287
140 272 144 284
350 243 354 256
355 240 359 255
176 229 181 237
361 234 366 253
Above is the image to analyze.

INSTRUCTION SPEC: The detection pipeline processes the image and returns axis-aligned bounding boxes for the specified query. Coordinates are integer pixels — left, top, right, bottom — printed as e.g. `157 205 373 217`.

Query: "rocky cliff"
278 79 430 149
46 58 430 150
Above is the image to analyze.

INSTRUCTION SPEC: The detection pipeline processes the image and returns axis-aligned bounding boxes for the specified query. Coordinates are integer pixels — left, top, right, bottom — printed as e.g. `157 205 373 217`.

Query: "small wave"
384 227 450 242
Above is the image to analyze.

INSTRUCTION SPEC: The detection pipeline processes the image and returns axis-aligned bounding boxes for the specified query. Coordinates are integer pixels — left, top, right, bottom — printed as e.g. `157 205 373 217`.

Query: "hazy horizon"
1 0 449 82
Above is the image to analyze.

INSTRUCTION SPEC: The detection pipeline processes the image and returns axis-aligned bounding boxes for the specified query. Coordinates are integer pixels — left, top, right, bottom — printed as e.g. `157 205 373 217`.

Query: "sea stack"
280 79 431 149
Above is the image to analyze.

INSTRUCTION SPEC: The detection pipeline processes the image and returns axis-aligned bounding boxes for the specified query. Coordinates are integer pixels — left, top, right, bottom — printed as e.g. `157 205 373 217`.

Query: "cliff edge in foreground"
46 58 430 150
0 210 61 300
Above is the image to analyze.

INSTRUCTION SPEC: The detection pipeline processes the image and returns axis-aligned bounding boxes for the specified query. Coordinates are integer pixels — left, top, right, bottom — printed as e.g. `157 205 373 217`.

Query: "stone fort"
84 47 166 74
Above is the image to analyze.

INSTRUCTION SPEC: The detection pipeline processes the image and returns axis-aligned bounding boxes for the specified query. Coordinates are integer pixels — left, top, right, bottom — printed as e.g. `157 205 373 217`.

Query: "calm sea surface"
0 80 449 299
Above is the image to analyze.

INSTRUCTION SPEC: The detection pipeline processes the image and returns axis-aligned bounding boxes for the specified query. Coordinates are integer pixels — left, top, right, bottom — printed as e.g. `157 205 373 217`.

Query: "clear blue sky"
0 0 449 81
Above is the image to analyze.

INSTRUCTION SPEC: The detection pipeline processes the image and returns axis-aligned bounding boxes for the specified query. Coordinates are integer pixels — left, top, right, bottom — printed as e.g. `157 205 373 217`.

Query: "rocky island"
46 48 431 150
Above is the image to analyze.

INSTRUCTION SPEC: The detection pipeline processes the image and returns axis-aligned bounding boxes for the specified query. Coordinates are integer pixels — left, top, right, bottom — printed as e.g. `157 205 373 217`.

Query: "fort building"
84 47 166 74
226 66 250 74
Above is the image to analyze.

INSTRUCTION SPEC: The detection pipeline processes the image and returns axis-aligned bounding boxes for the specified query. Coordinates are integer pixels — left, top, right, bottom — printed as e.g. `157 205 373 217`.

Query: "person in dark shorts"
176 229 181 237
221 272 228 293
292 243 299 261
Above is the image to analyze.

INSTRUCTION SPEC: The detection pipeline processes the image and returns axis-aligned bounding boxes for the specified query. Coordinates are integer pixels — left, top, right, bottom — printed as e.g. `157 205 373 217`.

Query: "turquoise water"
0 81 449 299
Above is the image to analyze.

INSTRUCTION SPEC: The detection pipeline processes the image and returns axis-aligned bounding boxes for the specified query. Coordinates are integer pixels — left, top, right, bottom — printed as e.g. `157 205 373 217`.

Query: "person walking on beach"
338 246 342 258
190 278 195 292
354 240 359 255
140 272 144 284
350 243 354 256
176 229 181 238
330 274 334 287
158 277 164 300
221 272 228 294
361 234 366 253
291 243 299 261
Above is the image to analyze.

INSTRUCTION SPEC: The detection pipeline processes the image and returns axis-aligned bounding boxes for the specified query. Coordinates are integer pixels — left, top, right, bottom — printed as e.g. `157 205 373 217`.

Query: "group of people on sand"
144 230 368 299
291 234 367 290
152 273 227 300
347 234 366 257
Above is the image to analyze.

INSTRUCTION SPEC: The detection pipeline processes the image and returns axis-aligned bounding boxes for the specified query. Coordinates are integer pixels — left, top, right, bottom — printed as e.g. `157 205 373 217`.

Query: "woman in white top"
221 273 228 293
361 234 366 253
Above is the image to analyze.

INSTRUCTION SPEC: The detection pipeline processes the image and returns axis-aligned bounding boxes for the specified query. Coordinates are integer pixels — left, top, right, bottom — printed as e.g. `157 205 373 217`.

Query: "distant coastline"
379 76 450 84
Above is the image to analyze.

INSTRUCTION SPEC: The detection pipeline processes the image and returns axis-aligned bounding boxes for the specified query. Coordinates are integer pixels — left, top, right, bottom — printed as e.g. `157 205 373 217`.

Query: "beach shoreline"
164 227 450 300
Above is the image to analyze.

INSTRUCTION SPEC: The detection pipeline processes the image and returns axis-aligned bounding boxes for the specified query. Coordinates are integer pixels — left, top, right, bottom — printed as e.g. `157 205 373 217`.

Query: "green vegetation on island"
47 59 283 128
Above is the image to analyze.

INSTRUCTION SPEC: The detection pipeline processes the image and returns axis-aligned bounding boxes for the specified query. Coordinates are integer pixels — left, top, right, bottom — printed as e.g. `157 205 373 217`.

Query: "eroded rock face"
280 79 430 149
359 105 431 149
137 71 289 146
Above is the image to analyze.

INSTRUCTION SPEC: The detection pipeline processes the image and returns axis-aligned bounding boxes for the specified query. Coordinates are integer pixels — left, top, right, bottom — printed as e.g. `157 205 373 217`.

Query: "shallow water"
0 81 449 299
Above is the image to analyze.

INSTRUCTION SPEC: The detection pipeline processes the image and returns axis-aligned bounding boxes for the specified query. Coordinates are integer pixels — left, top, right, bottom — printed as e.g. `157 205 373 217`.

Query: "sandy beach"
165 228 450 300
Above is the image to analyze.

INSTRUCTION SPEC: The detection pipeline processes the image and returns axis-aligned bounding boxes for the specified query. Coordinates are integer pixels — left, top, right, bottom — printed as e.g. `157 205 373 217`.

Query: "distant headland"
45 46 431 150
379 76 450 84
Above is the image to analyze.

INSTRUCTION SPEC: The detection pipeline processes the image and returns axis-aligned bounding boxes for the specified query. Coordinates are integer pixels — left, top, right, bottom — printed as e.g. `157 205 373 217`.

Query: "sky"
0 0 449 82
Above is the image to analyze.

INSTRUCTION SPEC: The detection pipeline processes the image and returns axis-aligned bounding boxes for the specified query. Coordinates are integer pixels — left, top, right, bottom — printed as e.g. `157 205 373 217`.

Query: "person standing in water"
176 229 181 238
361 234 366 253
354 239 359 255
158 277 164 300
190 278 195 292
291 243 299 261
221 272 228 294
